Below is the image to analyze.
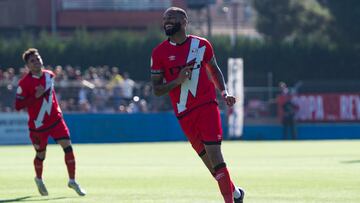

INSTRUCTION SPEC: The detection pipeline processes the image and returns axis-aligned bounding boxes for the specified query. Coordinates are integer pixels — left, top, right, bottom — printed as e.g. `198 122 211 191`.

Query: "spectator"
279 81 289 96
120 72 135 104
282 95 297 140
0 64 169 113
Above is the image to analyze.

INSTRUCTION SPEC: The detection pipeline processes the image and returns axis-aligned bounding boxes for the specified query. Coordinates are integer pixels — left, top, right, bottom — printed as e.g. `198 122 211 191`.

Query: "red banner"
278 93 360 122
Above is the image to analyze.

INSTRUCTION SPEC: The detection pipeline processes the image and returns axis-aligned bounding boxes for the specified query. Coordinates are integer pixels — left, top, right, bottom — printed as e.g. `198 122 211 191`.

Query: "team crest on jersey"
168 55 176 61
16 86 22 94
191 48 198 54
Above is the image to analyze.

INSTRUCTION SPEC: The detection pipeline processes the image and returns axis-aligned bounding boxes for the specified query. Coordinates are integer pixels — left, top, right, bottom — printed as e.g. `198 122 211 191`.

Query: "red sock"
34 157 44 179
212 172 236 194
65 151 76 179
215 166 234 203
230 180 235 192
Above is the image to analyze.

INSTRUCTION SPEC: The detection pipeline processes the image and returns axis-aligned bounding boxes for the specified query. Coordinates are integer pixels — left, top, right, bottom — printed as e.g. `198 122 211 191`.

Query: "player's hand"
224 94 236 107
176 65 192 84
35 85 45 98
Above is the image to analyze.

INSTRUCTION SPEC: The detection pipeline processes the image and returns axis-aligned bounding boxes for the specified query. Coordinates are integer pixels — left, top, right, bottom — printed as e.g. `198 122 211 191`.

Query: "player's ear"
181 18 187 29
182 18 188 25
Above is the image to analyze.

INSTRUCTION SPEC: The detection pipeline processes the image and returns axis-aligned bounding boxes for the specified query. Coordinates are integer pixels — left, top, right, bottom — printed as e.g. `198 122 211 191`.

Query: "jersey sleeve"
203 39 215 63
16 80 29 100
150 49 164 75
14 79 36 110
49 70 55 78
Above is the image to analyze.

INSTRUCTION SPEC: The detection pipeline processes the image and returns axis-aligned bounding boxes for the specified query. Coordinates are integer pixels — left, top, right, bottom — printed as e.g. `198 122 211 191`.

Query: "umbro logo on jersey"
168 55 176 61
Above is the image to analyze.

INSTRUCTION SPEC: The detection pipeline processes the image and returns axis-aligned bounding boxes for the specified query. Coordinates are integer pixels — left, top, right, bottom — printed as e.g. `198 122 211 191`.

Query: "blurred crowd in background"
0 65 174 113
0 65 279 117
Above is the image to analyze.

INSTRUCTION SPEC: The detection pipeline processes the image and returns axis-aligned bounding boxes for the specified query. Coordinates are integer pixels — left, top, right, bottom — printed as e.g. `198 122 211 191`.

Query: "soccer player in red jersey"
15 48 86 196
151 7 245 203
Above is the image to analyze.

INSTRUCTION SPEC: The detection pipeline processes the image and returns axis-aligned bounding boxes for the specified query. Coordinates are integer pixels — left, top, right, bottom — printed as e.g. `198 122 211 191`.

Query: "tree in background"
321 0 360 50
253 0 331 44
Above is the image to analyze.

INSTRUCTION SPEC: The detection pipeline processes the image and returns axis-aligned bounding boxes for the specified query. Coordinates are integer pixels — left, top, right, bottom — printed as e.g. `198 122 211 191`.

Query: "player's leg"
199 150 243 199
204 144 234 203
199 103 244 203
290 119 297 140
56 138 86 196
56 138 76 180
180 104 243 202
51 119 86 196
30 132 49 196
282 119 287 140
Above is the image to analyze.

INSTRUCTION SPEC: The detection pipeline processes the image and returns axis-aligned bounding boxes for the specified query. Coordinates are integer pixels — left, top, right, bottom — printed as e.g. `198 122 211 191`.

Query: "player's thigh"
198 103 223 144
50 119 71 147
30 132 49 152
179 115 204 155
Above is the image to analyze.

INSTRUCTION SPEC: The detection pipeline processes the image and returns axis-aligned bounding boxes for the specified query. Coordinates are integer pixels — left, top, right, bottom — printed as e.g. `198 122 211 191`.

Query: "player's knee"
33 144 40 150
57 138 71 147
35 155 45 161
36 150 46 160
213 162 226 172
204 144 224 165
63 145 73 153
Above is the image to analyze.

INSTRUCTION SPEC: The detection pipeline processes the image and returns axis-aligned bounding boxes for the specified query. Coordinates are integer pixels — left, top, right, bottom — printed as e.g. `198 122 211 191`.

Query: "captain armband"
151 69 163 75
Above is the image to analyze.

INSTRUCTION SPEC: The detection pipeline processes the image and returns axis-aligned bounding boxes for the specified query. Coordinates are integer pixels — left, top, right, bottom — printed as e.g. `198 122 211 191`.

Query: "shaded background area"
0 0 360 140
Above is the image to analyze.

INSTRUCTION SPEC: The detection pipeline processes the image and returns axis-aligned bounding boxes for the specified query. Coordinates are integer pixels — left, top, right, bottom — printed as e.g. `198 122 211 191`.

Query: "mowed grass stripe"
0 140 359 203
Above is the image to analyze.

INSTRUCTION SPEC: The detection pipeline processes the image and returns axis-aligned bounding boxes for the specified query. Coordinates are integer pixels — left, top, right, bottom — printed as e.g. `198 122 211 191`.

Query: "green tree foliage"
253 0 331 43
322 0 360 49
253 0 301 42
0 30 359 85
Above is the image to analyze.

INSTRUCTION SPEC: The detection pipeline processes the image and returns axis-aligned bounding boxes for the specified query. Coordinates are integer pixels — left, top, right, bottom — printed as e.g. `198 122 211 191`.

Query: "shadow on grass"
341 160 360 164
0 196 31 203
0 196 69 202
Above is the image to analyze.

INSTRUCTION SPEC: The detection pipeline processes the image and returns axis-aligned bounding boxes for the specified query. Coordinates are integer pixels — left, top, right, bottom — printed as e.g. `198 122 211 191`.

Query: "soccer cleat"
68 181 86 196
234 187 245 203
34 177 49 196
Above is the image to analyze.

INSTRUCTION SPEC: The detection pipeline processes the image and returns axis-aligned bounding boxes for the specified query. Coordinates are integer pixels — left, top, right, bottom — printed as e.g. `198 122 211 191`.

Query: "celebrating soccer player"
150 7 245 203
15 48 86 196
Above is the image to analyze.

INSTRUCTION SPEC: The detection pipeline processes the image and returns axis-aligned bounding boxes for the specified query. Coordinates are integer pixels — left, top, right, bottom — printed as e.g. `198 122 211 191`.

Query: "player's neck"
169 32 187 45
31 69 43 78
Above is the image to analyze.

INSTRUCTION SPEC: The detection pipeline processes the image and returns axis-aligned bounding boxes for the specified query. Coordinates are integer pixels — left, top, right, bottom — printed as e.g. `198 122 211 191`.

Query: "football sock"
34 156 44 179
212 168 241 198
214 163 233 203
64 146 76 179
233 186 241 199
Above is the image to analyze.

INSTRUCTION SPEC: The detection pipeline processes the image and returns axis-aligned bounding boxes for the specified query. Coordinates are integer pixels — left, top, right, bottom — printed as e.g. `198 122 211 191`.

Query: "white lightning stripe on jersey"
177 38 206 113
34 72 54 128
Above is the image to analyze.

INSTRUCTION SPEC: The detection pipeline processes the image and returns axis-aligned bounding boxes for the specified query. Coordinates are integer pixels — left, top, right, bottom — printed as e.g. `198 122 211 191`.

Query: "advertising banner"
278 94 360 122
0 113 30 144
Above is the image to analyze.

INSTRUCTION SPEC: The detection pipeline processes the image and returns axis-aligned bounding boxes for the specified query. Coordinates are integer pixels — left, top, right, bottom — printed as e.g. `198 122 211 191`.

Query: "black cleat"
234 187 245 203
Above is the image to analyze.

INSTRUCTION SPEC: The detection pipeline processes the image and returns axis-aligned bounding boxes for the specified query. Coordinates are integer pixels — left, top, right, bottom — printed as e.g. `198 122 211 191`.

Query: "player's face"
27 53 43 73
163 11 183 36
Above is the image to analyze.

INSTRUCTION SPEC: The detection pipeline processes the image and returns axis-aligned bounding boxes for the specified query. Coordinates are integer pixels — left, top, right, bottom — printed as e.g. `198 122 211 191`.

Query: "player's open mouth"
165 24 174 29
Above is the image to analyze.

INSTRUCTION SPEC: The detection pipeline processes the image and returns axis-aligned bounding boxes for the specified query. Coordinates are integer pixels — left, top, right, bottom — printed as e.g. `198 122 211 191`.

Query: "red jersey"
15 69 63 130
151 35 217 117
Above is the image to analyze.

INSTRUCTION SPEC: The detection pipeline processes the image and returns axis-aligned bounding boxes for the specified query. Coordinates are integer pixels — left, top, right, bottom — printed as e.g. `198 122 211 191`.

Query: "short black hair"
165 7 188 19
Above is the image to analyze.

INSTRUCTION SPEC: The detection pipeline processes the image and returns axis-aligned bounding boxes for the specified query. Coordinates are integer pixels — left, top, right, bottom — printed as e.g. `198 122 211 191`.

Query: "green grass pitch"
0 140 359 203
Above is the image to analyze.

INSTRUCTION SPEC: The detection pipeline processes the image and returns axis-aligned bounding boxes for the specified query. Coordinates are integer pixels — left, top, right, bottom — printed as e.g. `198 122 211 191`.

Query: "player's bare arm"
206 56 236 107
151 65 192 96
